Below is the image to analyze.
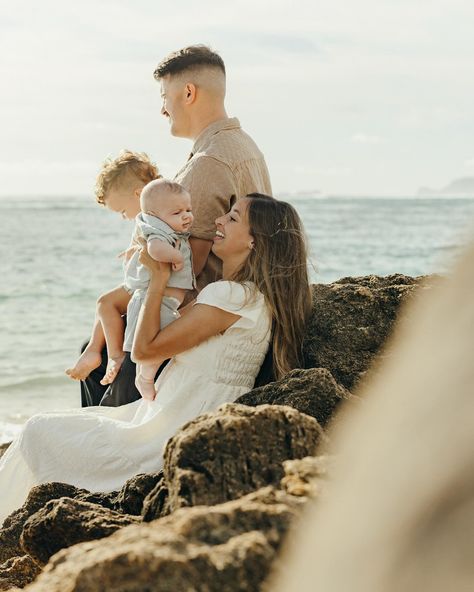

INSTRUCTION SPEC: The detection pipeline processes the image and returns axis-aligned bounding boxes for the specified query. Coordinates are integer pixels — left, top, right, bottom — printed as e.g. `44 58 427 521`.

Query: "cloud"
293 164 352 177
351 134 383 145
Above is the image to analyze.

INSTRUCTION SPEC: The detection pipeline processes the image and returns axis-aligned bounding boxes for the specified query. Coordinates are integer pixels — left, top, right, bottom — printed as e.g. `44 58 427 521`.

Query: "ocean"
1 195 474 443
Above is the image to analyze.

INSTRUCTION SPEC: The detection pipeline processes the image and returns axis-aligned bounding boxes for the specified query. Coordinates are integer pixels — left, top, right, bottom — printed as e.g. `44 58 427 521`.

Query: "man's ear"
184 83 197 104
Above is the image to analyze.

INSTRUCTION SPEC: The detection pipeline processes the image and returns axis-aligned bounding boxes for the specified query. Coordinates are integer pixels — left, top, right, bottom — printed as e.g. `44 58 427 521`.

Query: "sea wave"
0 374 70 392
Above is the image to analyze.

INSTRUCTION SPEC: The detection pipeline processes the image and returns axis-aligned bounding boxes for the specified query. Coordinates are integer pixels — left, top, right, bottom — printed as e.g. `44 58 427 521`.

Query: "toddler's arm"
148 239 184 271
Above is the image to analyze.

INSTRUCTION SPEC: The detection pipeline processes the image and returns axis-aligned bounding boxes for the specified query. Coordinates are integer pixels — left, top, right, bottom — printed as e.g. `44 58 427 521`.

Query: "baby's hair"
140 179 190 216
143 179 188 196
95 150 160 205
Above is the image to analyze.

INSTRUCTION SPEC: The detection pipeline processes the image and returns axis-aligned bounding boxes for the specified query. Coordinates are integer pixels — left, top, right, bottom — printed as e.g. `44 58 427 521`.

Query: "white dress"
0 281 271 524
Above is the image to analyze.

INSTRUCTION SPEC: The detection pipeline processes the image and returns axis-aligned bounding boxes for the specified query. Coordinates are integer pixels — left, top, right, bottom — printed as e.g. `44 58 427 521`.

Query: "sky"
1 0 473 197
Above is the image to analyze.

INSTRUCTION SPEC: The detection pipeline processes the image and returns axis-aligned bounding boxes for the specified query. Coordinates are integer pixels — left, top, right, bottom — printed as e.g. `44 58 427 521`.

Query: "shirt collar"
192 117 241 155
137 213 190 239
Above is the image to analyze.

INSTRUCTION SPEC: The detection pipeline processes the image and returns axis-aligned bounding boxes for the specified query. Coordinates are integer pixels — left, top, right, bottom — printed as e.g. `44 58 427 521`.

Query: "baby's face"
143 191 193 233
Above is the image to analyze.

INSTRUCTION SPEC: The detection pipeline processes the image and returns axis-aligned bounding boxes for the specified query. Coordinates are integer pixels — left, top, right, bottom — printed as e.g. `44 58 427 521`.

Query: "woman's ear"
248 240 255 250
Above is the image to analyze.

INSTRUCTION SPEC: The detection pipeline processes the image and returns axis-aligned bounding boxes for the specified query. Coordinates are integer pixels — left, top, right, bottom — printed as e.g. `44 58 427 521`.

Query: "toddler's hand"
118 246 138 262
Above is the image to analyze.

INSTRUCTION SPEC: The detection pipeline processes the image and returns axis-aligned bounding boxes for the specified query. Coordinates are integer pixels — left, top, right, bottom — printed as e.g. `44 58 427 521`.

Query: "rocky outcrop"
154 403 325 518
0 275 429 591
0 483 88 565
280 455 331 498
236 367 354 426
0 473 162 567
23 483 315 592
0 555 40 591
20 498 140 566
303 274 426 390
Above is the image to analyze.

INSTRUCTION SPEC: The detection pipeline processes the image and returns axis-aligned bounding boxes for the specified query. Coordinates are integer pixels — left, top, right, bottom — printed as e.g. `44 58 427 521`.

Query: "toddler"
66 153 195 401
66 150 159 386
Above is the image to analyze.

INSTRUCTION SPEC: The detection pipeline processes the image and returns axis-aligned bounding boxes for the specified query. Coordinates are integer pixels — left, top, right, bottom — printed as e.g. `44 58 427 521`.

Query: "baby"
125 179 195 398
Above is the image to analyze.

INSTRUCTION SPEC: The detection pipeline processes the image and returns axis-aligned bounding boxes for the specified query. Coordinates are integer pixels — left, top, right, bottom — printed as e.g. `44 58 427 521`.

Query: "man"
83 45 273 407
155 44 272 292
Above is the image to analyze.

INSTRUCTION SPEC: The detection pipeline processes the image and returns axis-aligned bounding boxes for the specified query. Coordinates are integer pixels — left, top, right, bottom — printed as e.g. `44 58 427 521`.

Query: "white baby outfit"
0 281 271 523
123 213 195 352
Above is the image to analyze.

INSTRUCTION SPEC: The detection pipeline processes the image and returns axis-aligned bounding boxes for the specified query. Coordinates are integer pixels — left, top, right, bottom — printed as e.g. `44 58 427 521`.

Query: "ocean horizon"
1 194 474 443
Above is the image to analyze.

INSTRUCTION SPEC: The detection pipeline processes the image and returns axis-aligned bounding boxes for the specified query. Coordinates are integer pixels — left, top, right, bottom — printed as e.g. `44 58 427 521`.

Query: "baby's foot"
100 354 126 385
65 349 102 381
135 372 156 401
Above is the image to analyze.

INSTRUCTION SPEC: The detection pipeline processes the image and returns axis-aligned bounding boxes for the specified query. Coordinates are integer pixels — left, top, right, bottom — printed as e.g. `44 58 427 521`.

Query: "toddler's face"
144 191 193 233
104 186 141 220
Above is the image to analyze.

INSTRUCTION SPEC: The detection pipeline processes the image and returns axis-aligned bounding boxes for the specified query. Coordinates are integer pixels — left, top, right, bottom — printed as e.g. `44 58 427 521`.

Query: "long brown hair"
231 193 312 379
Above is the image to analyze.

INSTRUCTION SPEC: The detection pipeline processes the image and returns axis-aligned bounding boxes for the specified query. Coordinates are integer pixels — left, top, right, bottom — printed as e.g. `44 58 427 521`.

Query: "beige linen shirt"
174 117 272 292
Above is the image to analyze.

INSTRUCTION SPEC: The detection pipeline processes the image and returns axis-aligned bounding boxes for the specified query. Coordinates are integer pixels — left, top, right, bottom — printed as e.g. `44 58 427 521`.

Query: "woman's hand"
137 238 172 282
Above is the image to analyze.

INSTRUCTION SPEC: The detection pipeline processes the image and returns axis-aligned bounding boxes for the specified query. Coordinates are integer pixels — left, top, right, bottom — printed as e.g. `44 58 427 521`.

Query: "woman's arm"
132 244 239 364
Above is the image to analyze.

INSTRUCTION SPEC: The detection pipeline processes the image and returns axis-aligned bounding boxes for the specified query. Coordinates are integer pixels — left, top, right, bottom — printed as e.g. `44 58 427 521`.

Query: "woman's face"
212 198 254 261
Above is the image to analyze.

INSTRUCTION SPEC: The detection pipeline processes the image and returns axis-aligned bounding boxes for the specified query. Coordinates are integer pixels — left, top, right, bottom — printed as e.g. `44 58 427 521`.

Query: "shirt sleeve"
194 281 266 329
146 231 176 247
176 156 238 241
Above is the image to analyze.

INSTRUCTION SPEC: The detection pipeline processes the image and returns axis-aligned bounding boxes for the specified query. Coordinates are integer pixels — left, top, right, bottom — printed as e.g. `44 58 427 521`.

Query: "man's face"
104 185 141 220
160 75 188 138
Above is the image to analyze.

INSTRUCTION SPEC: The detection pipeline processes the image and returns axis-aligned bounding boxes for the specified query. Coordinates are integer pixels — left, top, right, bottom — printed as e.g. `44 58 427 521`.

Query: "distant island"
417 177 474 197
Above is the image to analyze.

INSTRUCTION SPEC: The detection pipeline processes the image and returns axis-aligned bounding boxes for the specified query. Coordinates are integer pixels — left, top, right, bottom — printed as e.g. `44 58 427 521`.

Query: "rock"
76 472 162 516
0 443 10 459
303 275 427 389
149 403 325 519
280 455 331 498
0 470 161 566
112 472 162 516
0 555 41 590
24 486 305 592
0 483 88 565
141 473 168 522
20 498 140 566
236 367 354 426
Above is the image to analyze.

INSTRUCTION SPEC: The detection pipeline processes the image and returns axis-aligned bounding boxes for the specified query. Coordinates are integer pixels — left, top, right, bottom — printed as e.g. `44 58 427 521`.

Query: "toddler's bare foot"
135 372 156 401
100 354 126 385
65 349 102 381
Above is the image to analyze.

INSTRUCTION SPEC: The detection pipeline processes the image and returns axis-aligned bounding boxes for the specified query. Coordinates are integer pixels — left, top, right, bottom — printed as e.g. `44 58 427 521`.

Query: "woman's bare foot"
65 349 102 381
100 354 126 385
135 372 156 401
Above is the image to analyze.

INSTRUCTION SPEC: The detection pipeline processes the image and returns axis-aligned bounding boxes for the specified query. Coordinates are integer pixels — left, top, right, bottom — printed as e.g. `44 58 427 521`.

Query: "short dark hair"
154 45 226 80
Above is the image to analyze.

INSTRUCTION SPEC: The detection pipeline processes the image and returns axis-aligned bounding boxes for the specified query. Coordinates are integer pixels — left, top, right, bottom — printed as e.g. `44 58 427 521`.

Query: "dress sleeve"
194 281 266 329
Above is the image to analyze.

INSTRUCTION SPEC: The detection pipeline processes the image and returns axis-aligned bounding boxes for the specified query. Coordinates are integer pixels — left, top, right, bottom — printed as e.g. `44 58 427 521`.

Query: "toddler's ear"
134 188 142 199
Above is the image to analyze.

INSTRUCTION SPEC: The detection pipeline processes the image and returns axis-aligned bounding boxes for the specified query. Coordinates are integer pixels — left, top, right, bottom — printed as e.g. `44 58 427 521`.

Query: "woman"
0 194 311 523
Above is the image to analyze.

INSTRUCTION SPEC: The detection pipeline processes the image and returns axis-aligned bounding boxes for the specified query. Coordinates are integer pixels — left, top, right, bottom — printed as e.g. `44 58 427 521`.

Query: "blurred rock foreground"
0 274 426 591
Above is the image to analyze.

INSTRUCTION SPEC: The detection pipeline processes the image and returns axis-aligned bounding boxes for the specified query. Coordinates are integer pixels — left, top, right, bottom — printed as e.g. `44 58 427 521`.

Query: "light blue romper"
123 213 195 352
